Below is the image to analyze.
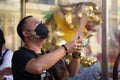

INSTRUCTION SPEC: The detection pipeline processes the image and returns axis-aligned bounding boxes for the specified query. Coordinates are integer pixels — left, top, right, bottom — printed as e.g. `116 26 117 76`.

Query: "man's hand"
1 67 12 75
0 67 12 80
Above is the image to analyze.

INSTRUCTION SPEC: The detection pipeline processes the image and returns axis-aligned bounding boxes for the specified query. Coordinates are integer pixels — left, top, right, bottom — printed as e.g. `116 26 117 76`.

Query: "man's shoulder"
13 47 27 56
13 47 36 57
14 47 28 53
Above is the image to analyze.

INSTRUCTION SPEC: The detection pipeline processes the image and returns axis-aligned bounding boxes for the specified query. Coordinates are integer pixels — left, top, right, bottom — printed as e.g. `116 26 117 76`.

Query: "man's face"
23 17 49 40
24 17 40 31
23 17 41 39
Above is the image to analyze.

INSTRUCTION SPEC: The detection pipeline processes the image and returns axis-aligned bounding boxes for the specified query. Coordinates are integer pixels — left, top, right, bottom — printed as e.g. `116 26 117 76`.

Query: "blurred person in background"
0 29 13 80
113 29 120 80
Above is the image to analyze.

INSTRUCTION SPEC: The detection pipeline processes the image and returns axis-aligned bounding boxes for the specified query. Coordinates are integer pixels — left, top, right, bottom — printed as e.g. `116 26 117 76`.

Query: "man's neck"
24 43 42 53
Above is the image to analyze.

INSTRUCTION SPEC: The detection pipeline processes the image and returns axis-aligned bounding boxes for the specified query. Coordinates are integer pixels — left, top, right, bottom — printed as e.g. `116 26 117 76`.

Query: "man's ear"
23 30 30 37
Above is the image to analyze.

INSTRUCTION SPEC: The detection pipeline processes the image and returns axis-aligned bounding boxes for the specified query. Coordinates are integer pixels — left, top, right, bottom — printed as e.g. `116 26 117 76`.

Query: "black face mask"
34 23 49 39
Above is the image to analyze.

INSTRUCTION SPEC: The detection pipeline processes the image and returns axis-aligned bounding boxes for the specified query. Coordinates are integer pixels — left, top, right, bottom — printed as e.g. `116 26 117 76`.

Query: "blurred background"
0 0 119 80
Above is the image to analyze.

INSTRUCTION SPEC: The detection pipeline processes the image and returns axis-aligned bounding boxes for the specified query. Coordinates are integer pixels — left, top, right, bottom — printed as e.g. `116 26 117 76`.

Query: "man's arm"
68 57 80 76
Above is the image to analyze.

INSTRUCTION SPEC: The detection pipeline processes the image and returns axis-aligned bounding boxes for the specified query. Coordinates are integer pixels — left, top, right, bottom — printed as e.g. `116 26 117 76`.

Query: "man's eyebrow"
34 21 40 24
24 29 35 31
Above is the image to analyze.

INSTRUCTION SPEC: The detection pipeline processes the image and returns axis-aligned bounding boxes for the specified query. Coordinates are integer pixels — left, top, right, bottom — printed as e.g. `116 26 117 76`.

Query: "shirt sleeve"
0 49 13 70
12 50 36 74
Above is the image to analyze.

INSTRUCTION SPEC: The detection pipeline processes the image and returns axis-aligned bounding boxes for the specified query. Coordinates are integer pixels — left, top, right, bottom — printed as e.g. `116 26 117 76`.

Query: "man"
12 16 83 80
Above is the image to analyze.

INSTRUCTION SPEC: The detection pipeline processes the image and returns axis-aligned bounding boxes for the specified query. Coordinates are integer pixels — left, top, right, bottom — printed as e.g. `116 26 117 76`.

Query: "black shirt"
12 47 69 80
12 47 41 80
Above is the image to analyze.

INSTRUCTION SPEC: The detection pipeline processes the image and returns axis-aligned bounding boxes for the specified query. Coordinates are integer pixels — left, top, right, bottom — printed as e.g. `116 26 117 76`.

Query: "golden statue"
43 1 102 66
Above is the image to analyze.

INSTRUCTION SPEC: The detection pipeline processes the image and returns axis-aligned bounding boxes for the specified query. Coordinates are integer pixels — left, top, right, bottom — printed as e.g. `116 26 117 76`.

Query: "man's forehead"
24 17 40 29
25 17 39 22
25 17 40 25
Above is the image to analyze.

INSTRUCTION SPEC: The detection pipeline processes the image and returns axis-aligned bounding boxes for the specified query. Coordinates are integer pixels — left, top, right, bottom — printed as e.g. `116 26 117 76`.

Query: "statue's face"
59 2 102 38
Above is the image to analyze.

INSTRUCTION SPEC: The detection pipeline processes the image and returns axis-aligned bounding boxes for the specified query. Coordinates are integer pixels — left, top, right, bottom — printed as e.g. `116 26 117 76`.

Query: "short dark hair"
17 16 33 41
0 29 5 50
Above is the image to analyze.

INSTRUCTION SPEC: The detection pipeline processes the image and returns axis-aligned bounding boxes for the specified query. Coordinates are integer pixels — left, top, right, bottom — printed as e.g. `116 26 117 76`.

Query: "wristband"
61 45 68 51
61 45 69 55
62 45 68 55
